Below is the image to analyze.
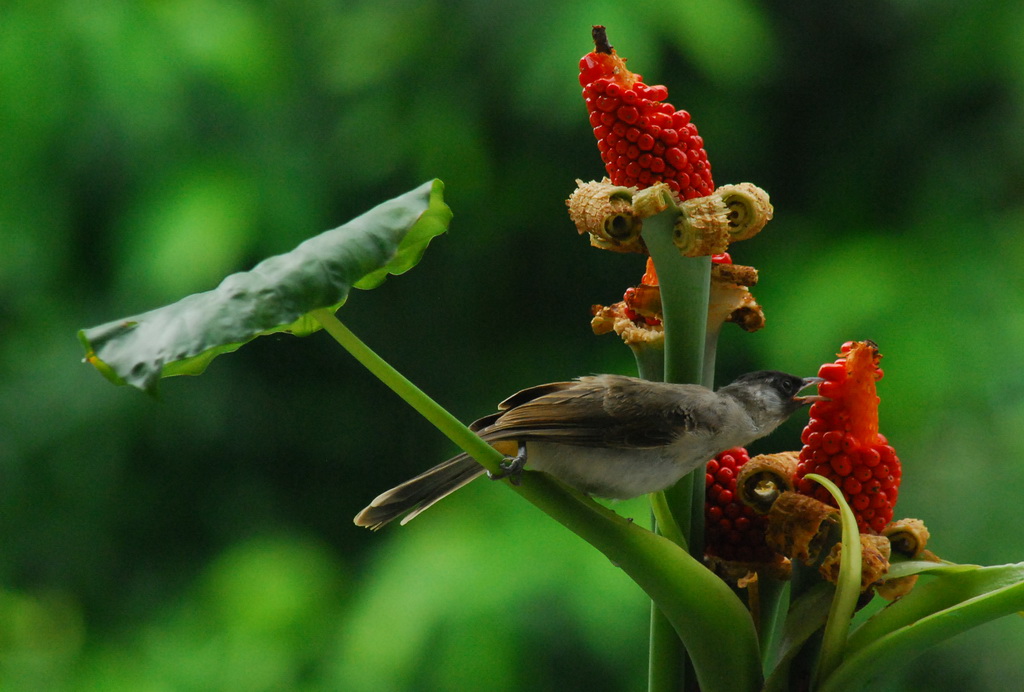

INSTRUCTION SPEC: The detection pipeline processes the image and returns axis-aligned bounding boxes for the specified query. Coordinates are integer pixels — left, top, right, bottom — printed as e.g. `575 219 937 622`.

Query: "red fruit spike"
579 27 713 198
794 341 901 533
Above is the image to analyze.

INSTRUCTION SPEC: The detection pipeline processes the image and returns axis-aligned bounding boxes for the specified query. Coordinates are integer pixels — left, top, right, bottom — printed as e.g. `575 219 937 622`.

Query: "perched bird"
354 370 822 529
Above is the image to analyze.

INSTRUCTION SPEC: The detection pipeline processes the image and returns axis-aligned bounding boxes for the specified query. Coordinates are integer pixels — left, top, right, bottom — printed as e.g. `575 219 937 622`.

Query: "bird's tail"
353 453 486 530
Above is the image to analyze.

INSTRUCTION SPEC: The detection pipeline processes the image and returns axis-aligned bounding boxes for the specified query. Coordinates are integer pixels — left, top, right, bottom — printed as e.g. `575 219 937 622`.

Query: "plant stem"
755 575 787 671
643 218 711 387
631 343 665 385
703 326 722 388
650 490 688 550
649 606 686 692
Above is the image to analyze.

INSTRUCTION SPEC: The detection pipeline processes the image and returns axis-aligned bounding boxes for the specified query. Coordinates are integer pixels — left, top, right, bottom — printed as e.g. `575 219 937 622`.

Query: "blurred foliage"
3 0 1024 689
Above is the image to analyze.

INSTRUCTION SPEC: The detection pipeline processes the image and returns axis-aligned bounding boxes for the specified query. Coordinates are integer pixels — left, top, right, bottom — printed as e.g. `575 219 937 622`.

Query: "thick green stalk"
631 342 665 384
649 607 685 692
703 325 721 388
754 575 787 672
642 215 711 387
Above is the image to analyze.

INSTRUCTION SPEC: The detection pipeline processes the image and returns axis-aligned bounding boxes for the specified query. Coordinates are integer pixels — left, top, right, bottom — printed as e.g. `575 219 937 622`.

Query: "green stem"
650 490 688 550
822 565 1024 692
631 342 665 384
703 326 721 388
642 215 711 386
755 575 787 672
649 605 686 692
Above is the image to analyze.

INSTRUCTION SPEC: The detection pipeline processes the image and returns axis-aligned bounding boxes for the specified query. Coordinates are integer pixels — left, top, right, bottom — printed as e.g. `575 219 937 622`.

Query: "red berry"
821 431 843 455
830 453 853 476
818 362 847 382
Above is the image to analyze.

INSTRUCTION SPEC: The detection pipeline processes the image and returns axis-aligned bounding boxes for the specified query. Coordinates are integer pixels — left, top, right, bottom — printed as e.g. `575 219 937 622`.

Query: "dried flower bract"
766 491 839 564
718 182 773 242
882 518 930 557
819 533 892 592
567 179 644 253
737 451 799 514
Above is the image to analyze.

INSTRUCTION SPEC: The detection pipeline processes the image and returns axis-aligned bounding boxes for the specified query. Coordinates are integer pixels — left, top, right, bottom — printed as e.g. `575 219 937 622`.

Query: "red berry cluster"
705 448 775 562
795 341 902 533
578 27 713 199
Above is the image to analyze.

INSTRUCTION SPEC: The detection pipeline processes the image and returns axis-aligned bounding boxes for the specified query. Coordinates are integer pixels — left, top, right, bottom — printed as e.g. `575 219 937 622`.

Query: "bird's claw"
488 442 527 486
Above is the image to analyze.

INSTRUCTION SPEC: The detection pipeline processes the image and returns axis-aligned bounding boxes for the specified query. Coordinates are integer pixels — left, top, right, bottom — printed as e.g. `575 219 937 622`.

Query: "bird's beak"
795 376 828 405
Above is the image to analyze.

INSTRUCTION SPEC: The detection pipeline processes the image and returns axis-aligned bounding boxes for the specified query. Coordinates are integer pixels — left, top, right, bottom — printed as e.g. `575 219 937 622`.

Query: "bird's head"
719 370 825 429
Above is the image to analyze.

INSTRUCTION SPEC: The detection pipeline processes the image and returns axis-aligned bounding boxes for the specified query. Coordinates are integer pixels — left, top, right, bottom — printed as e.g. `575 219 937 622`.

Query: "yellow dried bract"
709 263 765 334
718 183 773 242
876 574 919 602
630 182 674 218
713 263 759 287
674 194 731 256
819 534 892 592
672 183 772 257
566 179 644 253
737 452 799 514
591 303 664 348
765 491 838 564
705 554 791 586
882 518 930 557
567 180 772 258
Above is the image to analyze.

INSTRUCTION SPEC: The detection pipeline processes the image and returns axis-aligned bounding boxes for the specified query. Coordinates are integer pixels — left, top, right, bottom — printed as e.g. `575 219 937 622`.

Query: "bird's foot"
488 442 527 486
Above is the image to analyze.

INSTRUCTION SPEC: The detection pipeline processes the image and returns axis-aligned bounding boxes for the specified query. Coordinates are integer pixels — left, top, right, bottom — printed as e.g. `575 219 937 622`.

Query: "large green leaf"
78 180 451 393
820 561 1024 691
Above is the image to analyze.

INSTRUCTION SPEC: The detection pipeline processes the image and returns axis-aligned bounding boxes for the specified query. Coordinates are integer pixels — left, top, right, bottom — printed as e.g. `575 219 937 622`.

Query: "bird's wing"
471 375 712 449
468 381 579 432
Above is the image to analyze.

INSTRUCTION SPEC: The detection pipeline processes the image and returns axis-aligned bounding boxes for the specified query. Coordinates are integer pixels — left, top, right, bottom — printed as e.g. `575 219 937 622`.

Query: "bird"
354 370 823 529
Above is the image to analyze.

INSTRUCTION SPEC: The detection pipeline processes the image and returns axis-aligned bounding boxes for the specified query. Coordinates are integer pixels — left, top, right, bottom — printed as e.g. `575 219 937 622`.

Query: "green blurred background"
3 0 1024 689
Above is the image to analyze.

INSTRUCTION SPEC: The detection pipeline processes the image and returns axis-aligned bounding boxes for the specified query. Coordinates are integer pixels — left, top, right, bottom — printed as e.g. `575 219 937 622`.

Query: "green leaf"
763 582 832 692
78 180 452 393
806 473 862 687
883 557 976 582
821 562 1024 691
